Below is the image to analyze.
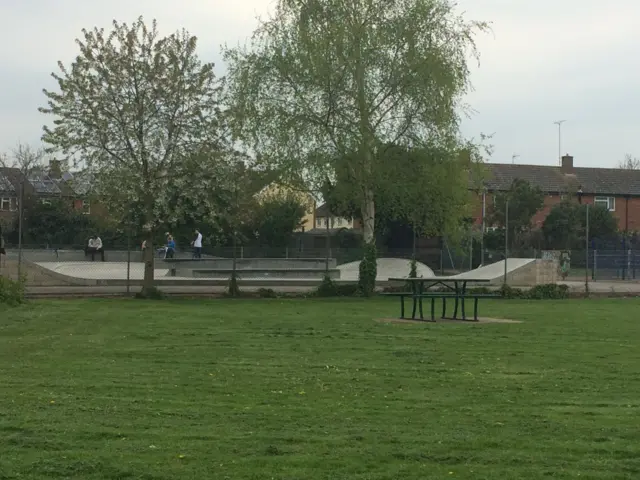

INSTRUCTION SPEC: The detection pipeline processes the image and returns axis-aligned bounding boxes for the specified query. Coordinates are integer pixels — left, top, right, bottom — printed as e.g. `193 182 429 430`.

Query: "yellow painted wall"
256 183 317 232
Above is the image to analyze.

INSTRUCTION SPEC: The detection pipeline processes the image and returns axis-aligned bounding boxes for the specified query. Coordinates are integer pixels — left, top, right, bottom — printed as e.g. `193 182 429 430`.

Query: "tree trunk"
361 188 375 244
142 237 155 293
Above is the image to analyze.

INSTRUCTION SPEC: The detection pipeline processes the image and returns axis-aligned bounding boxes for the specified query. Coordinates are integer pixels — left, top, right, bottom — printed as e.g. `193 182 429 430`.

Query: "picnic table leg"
441 297 447 319
411 282 418 319
400 295 405 319
430 297 435 321
453 282 460 319
460 281 467 320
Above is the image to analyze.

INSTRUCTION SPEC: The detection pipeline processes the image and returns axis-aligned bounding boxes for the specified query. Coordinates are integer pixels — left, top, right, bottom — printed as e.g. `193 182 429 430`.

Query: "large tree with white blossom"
40 17 226 292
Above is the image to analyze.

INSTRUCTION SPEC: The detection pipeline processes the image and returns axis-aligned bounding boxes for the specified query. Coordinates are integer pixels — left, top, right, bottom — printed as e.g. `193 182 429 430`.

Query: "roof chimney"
561 154 574 174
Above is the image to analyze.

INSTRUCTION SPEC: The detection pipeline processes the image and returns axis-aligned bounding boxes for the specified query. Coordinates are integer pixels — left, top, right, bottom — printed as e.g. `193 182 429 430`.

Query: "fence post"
627 249 632 280
240 246 244 259
126 228 131 295
592 249 597 281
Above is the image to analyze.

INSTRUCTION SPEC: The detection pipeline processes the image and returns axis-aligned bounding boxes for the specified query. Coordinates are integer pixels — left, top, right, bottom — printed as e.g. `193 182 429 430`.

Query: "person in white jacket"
191 229 203 259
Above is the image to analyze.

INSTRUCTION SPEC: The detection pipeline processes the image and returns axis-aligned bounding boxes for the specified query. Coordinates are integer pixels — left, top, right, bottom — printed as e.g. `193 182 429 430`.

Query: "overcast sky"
1 0 638 168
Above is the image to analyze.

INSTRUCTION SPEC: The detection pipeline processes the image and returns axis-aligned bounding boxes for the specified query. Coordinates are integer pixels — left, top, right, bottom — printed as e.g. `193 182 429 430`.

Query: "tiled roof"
0 172 15 194
483 163 640 196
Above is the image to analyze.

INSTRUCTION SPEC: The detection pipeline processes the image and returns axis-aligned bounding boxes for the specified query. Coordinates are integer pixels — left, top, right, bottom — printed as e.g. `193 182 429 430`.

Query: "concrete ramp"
450 258 537 284
338 258 435 281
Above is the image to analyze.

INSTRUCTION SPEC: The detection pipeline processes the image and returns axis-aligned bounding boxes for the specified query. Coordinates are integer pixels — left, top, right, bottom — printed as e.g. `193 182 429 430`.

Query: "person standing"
192 229 203 259
165 234 176 259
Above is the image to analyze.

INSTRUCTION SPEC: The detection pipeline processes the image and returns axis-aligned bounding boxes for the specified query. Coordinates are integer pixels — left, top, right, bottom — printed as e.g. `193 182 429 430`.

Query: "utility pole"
504 199 509 285
553 120 566 165
511 153 520 164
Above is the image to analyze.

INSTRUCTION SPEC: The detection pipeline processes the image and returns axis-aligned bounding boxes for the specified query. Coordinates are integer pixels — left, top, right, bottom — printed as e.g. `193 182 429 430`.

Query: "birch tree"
39 17 225 293
224 0 488 294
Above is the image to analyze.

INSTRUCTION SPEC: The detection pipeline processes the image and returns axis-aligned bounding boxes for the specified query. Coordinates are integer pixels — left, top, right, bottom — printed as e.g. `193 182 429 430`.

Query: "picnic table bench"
384 277 500 322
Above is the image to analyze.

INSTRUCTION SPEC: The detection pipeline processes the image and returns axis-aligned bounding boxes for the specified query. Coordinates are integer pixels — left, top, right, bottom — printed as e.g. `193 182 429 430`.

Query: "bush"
0 275 26 306
358 242 377 297
500 283 568 300
257 288 277 298
135 285 166 300
316 276 358 297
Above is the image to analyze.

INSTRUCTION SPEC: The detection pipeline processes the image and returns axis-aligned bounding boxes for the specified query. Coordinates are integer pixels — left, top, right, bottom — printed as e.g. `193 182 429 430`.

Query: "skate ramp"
450 258 537 283
338 258 435 281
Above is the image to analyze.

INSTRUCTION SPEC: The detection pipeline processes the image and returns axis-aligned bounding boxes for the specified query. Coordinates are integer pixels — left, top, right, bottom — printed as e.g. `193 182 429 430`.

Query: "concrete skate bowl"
32 261 171 285
162 257 340 279
450 258 538 285
338 257 435 281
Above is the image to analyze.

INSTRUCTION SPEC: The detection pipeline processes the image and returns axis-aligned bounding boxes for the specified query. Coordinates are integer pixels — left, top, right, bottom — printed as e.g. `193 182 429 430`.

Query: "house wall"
472 192 640 233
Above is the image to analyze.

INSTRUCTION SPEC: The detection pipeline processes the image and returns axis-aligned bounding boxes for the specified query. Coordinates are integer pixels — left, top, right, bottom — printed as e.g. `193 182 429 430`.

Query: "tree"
39 17 225 293
542 201 617 250
619 154 640 170
0 143 49 275
490 179 544 248
224 0 488 294
252 196 306 248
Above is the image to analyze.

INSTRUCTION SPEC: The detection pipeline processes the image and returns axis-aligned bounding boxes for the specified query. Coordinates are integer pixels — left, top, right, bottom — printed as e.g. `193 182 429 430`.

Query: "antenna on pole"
511 153 520 164
553 120 566 165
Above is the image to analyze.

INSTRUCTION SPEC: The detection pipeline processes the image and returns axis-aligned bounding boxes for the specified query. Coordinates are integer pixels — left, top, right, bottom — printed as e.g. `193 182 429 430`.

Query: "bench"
382 292 500 321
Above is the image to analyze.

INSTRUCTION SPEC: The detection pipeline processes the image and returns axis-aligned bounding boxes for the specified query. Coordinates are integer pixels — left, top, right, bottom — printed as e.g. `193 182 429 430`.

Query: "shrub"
500 283 569 300
316 276 358 297
257 288 277 298
358 242 377 297
135 285 166 300
0 275 26 306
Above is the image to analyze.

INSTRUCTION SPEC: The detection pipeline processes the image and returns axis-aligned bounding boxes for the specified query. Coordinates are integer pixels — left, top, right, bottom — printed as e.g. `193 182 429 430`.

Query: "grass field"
2 298 640 479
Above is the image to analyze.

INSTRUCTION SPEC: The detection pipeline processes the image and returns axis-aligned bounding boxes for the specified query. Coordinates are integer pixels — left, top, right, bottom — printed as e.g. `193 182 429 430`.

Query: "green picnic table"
384 277 499 322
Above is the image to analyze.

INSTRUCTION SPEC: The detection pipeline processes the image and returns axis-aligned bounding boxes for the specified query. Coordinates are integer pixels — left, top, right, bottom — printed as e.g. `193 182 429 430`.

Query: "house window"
82 200 91 215
1 197 17 211
594 196 615 211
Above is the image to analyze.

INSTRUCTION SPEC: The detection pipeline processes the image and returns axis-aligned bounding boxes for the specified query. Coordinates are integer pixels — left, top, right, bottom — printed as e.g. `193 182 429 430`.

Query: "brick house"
0 161 92 227
475 154 640 233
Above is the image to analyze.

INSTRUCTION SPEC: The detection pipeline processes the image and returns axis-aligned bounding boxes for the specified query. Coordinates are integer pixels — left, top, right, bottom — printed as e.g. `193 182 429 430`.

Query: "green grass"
2 298 640 479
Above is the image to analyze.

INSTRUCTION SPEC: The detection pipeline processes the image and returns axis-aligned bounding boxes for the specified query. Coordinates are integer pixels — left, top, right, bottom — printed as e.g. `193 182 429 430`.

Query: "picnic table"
384 277 499 322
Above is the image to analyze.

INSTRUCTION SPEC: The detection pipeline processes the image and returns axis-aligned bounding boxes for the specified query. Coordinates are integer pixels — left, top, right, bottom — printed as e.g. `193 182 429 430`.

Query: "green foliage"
0 276 26 306
40 17 225 287
358 242 377 297
542 201 617 249
134 286 166 300
315 276 358 297
490 179 544 241
224 0 489 248
257 288 278 298
17 197 94 247
251 196 307 247
499 283 569 300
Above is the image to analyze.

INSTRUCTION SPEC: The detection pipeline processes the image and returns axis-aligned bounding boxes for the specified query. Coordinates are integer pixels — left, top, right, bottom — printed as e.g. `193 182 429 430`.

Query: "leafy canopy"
39 16 225 231
223 0 489 243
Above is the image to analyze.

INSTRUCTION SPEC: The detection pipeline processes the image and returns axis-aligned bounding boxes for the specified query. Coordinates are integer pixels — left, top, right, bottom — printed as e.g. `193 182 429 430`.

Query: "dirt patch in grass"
376 317 522 325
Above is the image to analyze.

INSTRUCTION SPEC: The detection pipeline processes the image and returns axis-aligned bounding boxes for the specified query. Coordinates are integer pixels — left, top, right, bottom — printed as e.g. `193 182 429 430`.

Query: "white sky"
1 0 639 167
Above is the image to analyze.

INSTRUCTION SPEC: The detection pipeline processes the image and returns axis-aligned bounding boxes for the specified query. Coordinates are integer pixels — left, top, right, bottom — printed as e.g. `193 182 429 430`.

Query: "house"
0 160 93 225
0 169 18 224
475 154 640 232
310 203 361 234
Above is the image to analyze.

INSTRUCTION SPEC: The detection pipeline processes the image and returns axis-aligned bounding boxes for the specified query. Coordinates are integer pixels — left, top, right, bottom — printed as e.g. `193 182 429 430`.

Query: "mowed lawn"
2 298 640 479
